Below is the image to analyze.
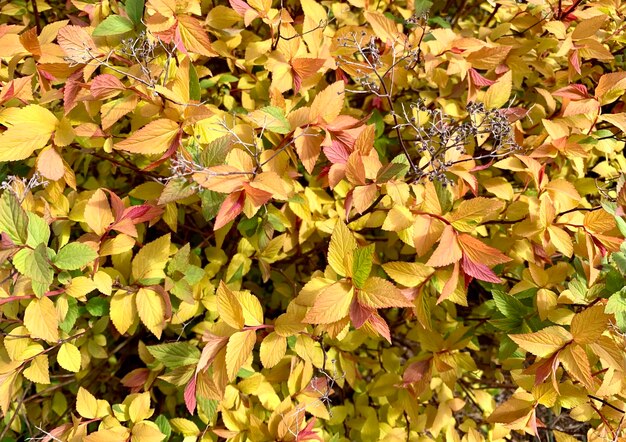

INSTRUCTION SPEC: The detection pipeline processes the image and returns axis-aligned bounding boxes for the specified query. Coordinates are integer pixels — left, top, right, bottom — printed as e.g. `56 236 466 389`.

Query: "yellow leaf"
363 11 405 48
570 305 608 345
76 387 110 419
510 326 572 358
100 234 136 256
327 221 356 277
358 277 413 308
0 105 58 161
132 234 171 282
547 225 573 258
448 197 504 231
111 290 137 335
23 354 50 384
225 330 256 381
131 421 166 442
58 342 81 372
84 189 114 236
136 288 166 338
237 291 264 326
170 418 200 436
128 392 153 423
216 281 245 329
85 428 130 442
483 70 512 109
382 261 434 287
24 297 59 343
382 205 414 232
310 81 345 125
114 119 180 154
303 281 353 324
65 276 98 299
275 305 307 337
177 15 218 58
559 344 593 389
260 332 286 368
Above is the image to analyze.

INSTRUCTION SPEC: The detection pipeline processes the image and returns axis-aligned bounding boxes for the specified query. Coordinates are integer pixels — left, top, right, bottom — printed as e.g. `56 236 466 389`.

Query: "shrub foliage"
2 0 626 440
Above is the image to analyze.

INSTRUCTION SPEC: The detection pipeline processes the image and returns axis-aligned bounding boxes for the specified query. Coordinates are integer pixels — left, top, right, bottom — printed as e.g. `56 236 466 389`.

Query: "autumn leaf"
0 105 58 161
114 119 181 154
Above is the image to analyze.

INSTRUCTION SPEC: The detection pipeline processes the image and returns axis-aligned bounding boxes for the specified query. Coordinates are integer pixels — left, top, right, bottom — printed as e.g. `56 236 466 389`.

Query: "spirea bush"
1 0 626 440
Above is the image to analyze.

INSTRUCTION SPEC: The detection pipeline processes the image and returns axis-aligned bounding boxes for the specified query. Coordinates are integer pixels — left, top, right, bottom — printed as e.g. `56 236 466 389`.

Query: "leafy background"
1 0 626 441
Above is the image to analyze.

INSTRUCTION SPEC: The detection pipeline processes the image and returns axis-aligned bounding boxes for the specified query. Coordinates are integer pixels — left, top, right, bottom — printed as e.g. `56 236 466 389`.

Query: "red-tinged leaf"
426 225 462 267
533 352 559 386
90 74 125 99
214 190 245 230
402 359 432 386
197 333 229 373
184 375 197 414
296 417 323 442
349 299 373 328
120 368 150 392
461 254 502 283
438 260 460 304
569 49 581 75
229 0 252 16
457 233 511 266
143 130 182 171
63 70 83 114
553 84 590 99
367 312 391 344
468 68 495 87
291 58 327 92
323 139 350 164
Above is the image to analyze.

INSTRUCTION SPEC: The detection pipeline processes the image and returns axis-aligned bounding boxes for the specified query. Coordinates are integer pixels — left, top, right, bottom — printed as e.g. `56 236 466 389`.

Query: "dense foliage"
2 0 626 440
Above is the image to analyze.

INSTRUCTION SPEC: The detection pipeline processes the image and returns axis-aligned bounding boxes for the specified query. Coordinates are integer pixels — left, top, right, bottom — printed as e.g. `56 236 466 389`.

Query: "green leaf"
60 297 79 333
92 15 135 37
434 180 453 214
414 0 433 15
189 62 201 102
613 252 626 275
200 189 226 221
0 191 28 245
199 136 231 167
54 243 98 270
352 245 374 289
12 243 53 298
492 290 529 318
155 415 172 440
606 288 626 314
197 397 218 422
147 342 201 369
26 212 50 247
86 297 109 317
249 107 291 134
125 0 145 25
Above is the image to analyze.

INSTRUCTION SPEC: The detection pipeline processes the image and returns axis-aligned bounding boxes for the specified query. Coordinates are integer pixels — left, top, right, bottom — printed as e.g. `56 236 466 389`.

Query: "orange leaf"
426 225 461 267
214 191 245 231
114 119 180 154
310 81 345 125
176 15 218 57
